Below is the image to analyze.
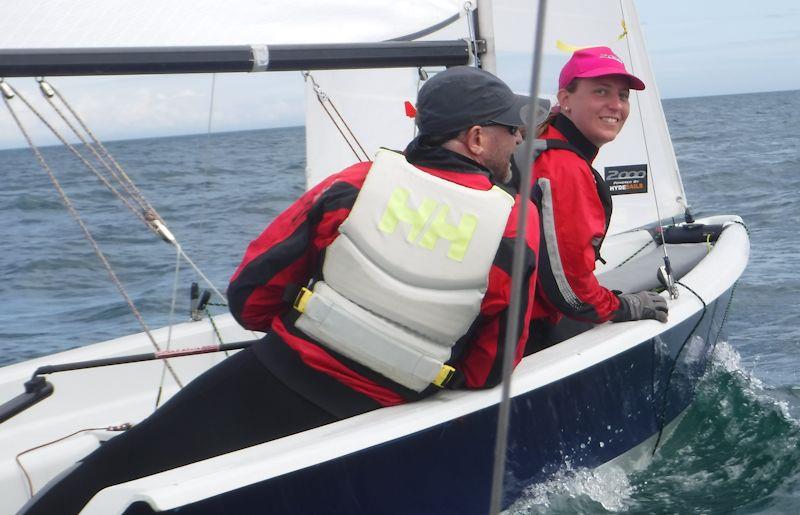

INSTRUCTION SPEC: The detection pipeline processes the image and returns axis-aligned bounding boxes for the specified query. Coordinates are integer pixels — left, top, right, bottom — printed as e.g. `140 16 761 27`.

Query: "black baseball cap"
415 66 529 136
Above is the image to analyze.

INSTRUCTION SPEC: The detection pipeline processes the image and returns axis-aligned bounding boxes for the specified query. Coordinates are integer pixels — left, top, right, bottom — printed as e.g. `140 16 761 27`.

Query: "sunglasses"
481 122 521 135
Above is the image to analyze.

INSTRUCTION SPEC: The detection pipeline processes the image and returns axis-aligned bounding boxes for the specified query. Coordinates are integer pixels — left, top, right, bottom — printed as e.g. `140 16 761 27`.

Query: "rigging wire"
0 82 183 388
619 0 678 299
13 81 149 226
39 79 159 218
30 79 226 301
302 71 370 162
463 2 481 68
156 246 184 408
488 1 548 513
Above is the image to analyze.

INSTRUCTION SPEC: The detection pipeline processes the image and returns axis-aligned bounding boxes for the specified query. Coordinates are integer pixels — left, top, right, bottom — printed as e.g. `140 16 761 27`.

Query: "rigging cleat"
198 290 212 312
190 282 202 321
657 258 679 300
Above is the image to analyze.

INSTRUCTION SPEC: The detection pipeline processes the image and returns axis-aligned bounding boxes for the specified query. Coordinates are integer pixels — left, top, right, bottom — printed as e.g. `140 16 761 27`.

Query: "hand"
612 291 668 323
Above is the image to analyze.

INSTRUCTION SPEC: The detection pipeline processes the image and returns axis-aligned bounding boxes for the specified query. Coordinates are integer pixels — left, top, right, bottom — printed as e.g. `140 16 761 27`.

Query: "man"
228 65 540 412
20 65 540 515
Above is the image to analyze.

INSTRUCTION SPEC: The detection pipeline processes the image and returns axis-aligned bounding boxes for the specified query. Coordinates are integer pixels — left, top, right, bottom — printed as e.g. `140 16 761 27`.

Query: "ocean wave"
507 342 800 514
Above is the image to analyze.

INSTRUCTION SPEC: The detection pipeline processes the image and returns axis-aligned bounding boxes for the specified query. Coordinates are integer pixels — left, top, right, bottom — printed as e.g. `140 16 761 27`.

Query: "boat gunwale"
74 214 749 513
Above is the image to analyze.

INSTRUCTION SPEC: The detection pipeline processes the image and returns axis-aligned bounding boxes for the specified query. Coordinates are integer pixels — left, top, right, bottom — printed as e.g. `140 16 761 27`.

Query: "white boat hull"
0 216 748 514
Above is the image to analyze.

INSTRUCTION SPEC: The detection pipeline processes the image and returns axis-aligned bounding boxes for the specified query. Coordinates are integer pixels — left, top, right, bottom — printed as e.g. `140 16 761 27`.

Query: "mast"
476 0 497 73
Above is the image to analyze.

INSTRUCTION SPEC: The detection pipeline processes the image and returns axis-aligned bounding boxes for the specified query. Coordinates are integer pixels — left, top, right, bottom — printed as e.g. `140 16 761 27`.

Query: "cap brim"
575 67 646 90
519 97 553 127
490 94 530 127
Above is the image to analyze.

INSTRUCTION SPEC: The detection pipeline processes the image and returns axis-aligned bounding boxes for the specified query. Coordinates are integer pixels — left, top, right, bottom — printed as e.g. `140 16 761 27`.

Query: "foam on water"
507 462 634 514
712 341 799 426
507 342 800 514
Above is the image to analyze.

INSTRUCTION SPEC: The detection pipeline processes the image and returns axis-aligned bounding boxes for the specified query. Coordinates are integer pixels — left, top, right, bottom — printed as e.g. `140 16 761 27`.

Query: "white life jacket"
294 149 514 392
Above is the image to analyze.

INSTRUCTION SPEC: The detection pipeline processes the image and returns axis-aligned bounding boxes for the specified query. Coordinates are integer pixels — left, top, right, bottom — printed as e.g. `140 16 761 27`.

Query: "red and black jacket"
528 114 620 326
228 137 539 415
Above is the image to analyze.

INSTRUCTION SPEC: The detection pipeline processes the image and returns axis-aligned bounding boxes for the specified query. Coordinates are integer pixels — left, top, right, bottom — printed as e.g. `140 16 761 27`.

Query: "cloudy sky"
0 0 797 149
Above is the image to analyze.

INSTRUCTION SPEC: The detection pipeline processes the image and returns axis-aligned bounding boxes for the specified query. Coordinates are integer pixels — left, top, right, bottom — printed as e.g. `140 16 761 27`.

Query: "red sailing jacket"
228 142 539 409
530 115 620 325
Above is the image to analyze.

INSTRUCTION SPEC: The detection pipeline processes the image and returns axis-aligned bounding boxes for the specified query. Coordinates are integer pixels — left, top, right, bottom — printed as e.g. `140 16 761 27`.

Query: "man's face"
479 124 524 183
559 76 631 147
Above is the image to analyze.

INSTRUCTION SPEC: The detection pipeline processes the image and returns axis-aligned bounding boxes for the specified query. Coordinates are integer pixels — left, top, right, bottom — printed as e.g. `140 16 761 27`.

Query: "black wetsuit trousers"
20 344 339 515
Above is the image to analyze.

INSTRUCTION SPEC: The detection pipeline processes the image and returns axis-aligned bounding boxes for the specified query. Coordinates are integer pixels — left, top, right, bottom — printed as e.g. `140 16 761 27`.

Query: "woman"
526 46 667 353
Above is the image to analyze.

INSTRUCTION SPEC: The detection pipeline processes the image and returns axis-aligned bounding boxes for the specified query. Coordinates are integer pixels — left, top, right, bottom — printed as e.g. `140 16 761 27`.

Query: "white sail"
304 7 470 187
1 0 463 48
304 0 688 234
491 0 688 234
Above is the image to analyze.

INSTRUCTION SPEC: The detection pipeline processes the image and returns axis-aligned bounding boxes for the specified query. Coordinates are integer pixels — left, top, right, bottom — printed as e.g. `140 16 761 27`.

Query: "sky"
0 0 798 150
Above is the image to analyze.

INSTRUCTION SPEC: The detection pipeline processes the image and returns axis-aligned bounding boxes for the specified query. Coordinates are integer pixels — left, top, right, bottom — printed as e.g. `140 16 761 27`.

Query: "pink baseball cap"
559 46 645 91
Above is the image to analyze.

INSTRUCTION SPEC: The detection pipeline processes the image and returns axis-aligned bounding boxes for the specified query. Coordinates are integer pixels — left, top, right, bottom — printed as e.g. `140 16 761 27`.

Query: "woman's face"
558 76 631 147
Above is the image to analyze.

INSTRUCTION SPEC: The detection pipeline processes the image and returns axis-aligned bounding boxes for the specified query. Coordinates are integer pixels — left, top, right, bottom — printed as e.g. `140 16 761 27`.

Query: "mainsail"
2 0 463 47
1 0 685 236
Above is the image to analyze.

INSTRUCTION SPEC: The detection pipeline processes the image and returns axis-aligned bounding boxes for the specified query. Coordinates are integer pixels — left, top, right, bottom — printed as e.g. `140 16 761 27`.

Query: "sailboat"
0 0 749 513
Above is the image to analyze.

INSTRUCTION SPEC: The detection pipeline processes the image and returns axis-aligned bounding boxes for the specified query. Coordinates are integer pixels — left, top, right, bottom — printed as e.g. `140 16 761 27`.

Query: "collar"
403 136 494 180
552 113 599 163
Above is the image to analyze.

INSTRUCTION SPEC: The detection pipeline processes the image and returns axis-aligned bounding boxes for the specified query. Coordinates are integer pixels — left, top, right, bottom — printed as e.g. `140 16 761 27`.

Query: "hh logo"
378 188 477 262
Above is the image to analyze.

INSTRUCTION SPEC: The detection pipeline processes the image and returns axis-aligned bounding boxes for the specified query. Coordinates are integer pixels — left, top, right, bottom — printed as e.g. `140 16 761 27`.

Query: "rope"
15 423 132 498
155 245 184 408
41 79 159 218
709 223 748 350
205 308 229 357
2 85 184 388
8 82 150 226
302 71 370 162
34 80 227 302
616 238 655 267
650 280 707 455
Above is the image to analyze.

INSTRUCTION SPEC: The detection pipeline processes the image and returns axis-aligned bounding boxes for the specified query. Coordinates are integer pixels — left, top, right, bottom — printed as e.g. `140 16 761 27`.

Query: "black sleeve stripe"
228 181 360 324
535 177 602 322
484 245 536 388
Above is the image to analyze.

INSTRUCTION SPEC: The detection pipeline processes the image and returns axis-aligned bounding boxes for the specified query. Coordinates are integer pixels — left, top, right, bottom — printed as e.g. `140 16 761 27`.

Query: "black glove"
612 291 668 323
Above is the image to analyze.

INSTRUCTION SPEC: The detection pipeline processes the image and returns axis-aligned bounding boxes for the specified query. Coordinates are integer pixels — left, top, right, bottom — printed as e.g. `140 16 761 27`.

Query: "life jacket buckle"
432 364 456 388
293 287 314 313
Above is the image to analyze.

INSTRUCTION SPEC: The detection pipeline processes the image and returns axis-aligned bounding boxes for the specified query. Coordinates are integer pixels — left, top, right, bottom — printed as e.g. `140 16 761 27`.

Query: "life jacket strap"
286 283 458 391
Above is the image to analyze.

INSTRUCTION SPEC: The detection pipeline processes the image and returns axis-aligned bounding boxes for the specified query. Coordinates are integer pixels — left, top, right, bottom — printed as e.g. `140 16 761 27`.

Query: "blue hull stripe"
152 287 732 515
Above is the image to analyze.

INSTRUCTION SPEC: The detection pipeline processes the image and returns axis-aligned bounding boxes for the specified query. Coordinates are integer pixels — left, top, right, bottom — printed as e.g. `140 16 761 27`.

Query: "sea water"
1 90 798 513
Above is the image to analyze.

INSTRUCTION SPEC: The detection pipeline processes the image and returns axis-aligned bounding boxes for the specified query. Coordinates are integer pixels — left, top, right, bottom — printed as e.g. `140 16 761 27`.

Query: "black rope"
731 219 750 236
204 308 229 357
617 238 655 267
651 280 707 455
